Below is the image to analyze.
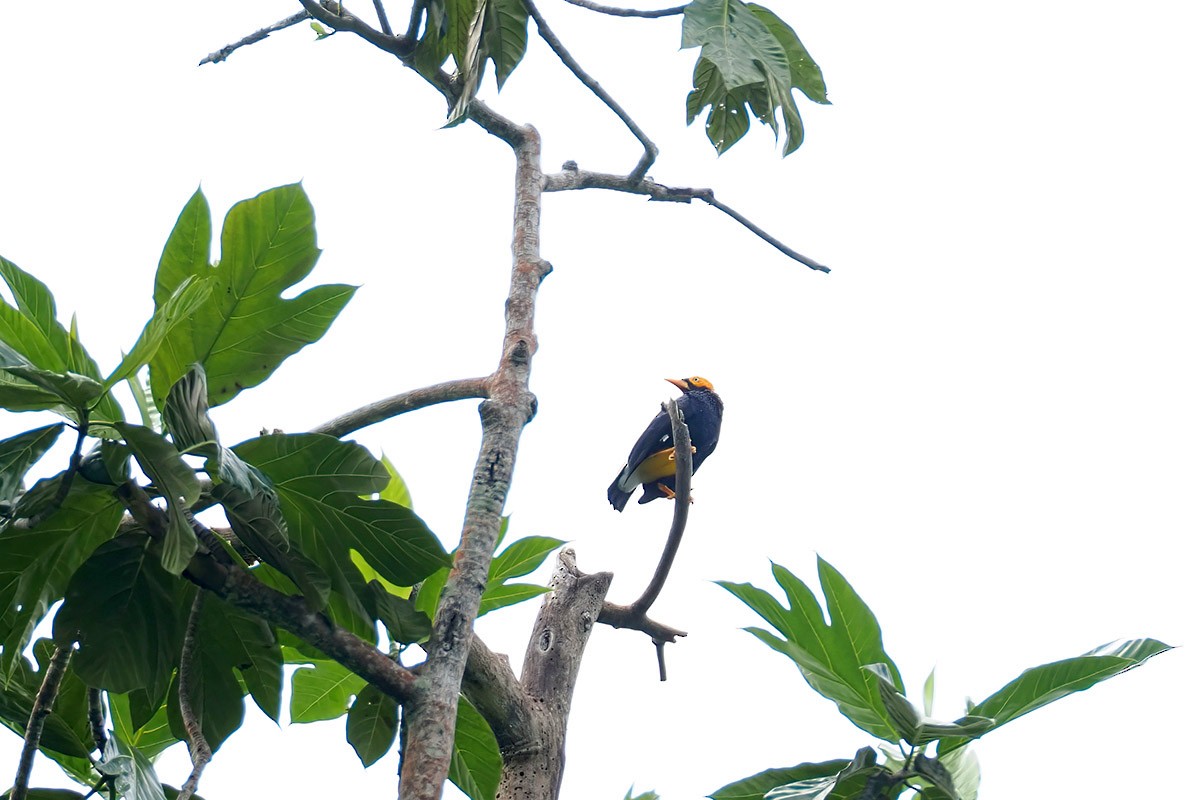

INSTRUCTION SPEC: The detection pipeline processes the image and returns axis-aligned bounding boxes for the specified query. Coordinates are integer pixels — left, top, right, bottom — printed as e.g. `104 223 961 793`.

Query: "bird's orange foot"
667 445 698 462
655 484 695 504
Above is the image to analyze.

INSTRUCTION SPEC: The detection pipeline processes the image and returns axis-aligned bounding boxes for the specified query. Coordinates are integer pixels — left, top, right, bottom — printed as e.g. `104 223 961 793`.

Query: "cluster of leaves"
0 185 563 800
403 0 827 153
710 559 1170 800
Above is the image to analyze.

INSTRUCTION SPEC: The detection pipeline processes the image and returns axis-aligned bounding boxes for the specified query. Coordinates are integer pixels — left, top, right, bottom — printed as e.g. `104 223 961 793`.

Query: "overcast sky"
2 1 1197 798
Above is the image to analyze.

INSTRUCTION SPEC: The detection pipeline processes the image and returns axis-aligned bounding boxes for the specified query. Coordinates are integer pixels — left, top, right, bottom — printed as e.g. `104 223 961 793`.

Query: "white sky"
2 1 1197 798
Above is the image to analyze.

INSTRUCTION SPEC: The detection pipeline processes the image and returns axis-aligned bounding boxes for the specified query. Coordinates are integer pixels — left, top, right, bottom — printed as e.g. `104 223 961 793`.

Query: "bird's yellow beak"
665 377 690 392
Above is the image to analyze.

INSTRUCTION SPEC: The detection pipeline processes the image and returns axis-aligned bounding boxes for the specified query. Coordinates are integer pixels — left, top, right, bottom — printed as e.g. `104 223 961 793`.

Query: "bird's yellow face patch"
667 376 715 392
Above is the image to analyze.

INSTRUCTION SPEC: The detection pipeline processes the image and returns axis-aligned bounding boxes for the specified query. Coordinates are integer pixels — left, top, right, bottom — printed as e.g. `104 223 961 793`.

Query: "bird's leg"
654 484 695 504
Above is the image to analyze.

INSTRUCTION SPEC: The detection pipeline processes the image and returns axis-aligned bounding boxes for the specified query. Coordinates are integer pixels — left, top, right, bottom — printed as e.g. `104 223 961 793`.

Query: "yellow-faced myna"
608 376 723 511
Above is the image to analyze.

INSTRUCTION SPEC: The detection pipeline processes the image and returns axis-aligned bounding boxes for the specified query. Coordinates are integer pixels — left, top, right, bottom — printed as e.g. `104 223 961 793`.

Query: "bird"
608 376 723 511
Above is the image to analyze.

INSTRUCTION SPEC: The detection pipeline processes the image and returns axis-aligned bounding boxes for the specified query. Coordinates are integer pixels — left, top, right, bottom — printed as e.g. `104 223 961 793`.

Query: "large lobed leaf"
52 534 182 699
149 184 355 408
719 558 903 742
0 423 63 506
235 433 449 600
683 0 828 155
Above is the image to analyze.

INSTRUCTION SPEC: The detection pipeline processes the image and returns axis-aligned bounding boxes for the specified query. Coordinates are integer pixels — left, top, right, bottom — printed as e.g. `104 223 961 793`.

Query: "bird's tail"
607 477 632 511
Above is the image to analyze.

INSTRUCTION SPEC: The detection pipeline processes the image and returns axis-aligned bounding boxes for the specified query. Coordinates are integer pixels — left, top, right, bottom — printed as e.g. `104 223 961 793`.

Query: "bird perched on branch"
608 376 723 511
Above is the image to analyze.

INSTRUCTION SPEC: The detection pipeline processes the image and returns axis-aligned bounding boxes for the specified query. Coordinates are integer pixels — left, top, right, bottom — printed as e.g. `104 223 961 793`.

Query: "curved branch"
311 377 491 438
177 592 211 800
87 688 107 754
522 0 658 181
561 0 686 17
544 166 830 271
371 0 394 35
631 398 690 614
11 644 73 800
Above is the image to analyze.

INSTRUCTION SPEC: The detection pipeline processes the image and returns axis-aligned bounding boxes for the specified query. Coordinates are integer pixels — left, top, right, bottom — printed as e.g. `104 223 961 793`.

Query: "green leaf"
413 566 449 621
378 453 413 509
709 760 850 800
864 663 994 747
105 276 212 391
488 535 563 583
290 658 366 723
938 638 1172 755
346 684 399 767
937 746 980 800
126 369 162 432
923 667 936 717
747 5 828 104
682 0 823 155
213 480 332 611
198 595 283 722
110 691 179 760
625 790 660 800
162 364 218 454
448 0 488 125
368 581 432 644
0 423 63 506
97 730 168 800
235 433 449 590
719 558 903 742
0 481 123 681
482 0 528 89
909 754 960 800
149 184 355 408
0 257 122 426
115 422 200 575
448 695 502 800
1 365 103 413
478 582 549 616
0 790 87 799
53 534 181 697
154 188 211 308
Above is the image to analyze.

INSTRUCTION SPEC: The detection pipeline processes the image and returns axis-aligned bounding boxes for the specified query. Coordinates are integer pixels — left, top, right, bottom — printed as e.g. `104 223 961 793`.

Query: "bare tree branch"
522 0 658 181
545 165 831 271
177 592 211 800
561 0 686 18
399 127 550 800
11 644 73 800
199 11 311 65
311 377 491 438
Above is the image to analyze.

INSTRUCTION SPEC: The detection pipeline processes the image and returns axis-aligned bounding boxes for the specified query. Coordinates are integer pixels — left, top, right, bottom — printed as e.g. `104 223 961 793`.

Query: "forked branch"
523 0 658 181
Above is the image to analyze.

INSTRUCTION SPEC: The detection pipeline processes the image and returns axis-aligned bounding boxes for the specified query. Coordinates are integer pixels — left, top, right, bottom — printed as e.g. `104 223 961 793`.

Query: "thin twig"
522 0 658 181
371 0 394 35
11 644 73 800
311 377 491 438
87 689 107 754
631 398 691 614
561 0 686 17
544 166 831 271
177 592 211 800
198 11 311 65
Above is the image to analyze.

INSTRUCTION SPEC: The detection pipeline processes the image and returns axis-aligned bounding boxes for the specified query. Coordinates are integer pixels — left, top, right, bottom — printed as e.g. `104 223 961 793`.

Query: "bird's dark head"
666 376 715 392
